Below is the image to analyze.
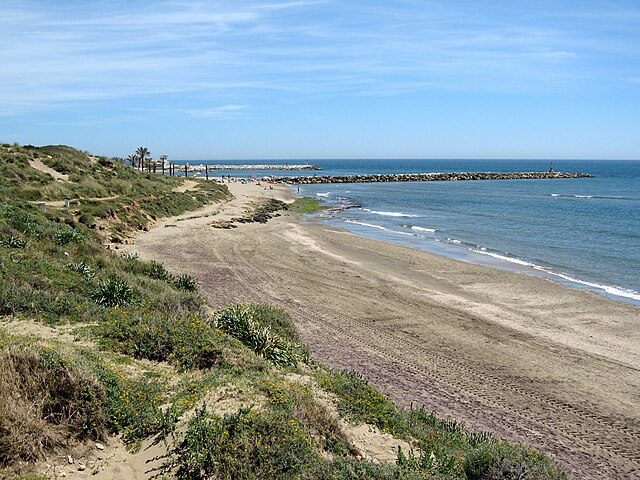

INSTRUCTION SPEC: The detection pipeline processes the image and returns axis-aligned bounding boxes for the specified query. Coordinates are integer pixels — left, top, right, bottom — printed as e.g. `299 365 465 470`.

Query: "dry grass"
0 346 107 465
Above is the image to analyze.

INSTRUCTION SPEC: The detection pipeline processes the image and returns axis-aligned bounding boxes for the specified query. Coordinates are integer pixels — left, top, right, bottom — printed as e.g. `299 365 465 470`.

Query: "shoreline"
126 181 640 479
315 214 640 306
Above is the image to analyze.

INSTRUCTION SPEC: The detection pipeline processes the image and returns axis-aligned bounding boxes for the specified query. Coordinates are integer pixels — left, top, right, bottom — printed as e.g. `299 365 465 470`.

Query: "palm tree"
126 154 138 168
136 147 150 171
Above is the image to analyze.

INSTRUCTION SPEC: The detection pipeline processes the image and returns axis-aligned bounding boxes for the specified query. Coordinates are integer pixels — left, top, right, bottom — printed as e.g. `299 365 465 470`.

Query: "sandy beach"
127 181 640 479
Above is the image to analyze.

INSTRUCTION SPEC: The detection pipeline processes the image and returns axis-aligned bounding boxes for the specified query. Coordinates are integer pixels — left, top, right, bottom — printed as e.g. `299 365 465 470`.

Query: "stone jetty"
268 171 592 184
204 164 322 171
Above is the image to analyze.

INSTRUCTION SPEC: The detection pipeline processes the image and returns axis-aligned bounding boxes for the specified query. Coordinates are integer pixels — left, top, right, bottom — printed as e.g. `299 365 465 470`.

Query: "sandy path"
172 179 200 193
128 183 640 479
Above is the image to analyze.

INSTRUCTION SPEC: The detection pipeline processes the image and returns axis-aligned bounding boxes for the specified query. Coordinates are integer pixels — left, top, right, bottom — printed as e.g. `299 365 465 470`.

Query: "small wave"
447 238 462 245
316 192 331 197
411 226 437 233
548 193 597 199
363 208 419 218
472 250 537 268
471 250 640 301
345 220 415 236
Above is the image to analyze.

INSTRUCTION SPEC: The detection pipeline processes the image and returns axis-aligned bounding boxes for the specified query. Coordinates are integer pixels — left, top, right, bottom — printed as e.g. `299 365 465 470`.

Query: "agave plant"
91 278 135 307
64 261 95 280
215 305 297 367
52 227 84 246
0 234 27 248
174 274 198 291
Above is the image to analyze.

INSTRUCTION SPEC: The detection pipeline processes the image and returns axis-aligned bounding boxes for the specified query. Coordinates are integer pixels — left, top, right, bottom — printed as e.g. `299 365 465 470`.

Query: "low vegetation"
0 143 566 479
0 143 230 240
288 196 328 214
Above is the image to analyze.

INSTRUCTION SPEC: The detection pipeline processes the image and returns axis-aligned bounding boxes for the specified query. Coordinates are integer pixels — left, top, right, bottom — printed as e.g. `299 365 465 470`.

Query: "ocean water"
178 159 640 305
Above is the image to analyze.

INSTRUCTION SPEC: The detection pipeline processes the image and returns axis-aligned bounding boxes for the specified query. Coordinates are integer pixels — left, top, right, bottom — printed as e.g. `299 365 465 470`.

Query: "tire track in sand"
197 234 640 480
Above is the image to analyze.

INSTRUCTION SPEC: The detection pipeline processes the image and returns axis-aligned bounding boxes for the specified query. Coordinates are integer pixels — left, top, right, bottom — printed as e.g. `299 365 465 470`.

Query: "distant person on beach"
549 162 554 173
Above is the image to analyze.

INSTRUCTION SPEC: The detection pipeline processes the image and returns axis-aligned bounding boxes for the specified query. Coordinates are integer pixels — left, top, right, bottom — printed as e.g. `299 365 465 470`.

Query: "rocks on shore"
269 171 592 185
231 199 288 224
211 199 288 229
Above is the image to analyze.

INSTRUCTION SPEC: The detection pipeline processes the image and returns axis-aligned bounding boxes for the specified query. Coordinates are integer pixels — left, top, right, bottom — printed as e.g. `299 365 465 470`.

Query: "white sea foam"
447 238 462 244
345 220 415 236
549 193 594 198
411 226 437 233
471 250 640 301
345 220 389 231
472 250 536 267
316 192 331 197
363 208 419 218
542 271 640 301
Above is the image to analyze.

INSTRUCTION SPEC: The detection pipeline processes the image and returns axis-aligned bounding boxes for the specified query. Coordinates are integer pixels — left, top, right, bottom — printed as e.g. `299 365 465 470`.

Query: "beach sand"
127 181 640 479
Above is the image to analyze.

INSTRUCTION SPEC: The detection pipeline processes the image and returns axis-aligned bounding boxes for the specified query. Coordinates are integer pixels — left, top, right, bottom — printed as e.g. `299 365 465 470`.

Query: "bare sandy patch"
28 158 69 181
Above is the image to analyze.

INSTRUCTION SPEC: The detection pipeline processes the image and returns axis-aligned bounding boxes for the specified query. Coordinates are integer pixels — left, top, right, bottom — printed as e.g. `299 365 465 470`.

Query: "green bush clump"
77 213 95 227
463 443 562 480
246 303 300 342
91 278 136 307
174 273 198 291
317 370 406 433
64 261 95 279
260 378 357 459
216 304 299 367
0 234 27 248
162 407 319 480
94 364 165 449
52 227 84 246
98 311 262 372
146 261 174 281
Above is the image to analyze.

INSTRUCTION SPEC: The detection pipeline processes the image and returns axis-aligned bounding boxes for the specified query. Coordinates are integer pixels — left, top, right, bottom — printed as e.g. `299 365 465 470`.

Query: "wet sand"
127 182 640 479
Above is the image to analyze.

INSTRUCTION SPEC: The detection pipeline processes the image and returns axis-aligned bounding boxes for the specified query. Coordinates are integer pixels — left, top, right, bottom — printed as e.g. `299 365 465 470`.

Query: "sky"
1 0 640 160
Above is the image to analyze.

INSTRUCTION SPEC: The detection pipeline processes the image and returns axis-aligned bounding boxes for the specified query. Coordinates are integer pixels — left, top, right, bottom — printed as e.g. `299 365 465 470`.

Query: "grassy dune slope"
0 143 566 480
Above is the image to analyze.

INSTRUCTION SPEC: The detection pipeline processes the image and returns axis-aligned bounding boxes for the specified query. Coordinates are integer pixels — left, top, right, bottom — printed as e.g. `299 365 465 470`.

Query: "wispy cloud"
187 104 248 118
1 0 639 116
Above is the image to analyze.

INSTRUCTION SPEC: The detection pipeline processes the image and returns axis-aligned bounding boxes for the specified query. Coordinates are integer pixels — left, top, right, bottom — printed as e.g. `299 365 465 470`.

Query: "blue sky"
1 0 639 160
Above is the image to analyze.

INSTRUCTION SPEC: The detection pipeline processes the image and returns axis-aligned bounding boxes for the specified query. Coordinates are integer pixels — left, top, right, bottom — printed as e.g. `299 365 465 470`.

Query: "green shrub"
216 304 298 367
173 273 198 291
260 378 357 458
162 407 319 480
0 235 27 248
64 261 95 279
52 227 84 246
98 312 258 372
95 365 165 449
316 370 406 433
145 261 174 281
247 303 299 342
78 213 95 227
91 278 136 307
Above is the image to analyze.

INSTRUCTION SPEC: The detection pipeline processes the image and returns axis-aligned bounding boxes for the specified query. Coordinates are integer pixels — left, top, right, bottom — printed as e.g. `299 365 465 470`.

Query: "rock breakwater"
206 164 322 171
269 171 592 184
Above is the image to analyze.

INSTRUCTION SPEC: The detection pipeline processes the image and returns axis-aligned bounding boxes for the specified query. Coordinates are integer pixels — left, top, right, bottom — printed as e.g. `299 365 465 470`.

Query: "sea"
175 159 640 305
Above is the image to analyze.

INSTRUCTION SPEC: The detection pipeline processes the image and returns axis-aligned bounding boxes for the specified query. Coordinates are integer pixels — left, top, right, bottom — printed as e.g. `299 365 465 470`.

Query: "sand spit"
127 182 640 480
